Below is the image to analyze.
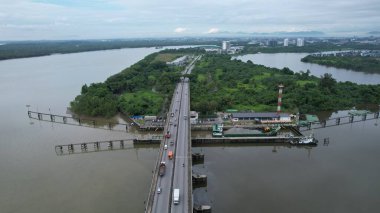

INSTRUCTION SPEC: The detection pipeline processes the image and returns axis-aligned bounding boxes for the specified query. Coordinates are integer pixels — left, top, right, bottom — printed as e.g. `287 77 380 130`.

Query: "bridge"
145 56 200 213
25 54 379 212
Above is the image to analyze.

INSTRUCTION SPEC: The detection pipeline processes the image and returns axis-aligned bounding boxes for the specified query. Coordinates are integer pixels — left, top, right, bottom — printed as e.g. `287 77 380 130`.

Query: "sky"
0 0 379 40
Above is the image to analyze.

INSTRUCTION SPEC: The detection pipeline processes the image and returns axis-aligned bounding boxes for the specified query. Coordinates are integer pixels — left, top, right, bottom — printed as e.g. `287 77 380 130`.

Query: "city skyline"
1 0 379 40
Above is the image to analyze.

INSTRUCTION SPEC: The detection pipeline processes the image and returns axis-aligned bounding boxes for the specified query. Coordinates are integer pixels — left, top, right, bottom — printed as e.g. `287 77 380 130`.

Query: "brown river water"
0 50 379 212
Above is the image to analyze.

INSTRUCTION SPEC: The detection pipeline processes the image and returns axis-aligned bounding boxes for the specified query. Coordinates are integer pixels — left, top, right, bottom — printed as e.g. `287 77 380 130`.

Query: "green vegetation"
301 55 380 73
70 48 205 117
71 48 380 118
118 91 164 115
241 42 380 54
153 53 183 63
189 54 380 114
0 39 216 61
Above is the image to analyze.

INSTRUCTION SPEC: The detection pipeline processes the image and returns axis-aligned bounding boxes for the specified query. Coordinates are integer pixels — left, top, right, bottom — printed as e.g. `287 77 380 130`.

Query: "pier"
55 139 134 156
298 112 379 131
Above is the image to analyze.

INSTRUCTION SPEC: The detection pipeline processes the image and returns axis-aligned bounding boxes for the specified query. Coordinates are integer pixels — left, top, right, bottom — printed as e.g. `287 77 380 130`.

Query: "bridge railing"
299 112 379 131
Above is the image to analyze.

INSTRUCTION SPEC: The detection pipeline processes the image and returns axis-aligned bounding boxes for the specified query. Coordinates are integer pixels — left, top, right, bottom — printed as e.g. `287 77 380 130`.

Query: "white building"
284 38 289 46
222 41 231 52
296 38 304 47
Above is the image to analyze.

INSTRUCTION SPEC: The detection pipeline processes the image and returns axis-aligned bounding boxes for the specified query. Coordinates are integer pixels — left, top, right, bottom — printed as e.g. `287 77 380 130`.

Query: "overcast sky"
1 0 379 40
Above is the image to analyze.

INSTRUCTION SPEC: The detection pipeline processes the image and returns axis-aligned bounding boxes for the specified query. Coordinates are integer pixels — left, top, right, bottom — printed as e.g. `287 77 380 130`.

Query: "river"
0 47 163 213
1 49 379 213
236 53 380 84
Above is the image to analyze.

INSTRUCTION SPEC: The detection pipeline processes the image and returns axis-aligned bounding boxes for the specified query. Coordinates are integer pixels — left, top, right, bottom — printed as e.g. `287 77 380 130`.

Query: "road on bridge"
149 55 200 213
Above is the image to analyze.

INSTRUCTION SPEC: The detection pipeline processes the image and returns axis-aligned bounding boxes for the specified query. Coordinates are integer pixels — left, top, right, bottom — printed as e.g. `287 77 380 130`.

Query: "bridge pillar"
81 143 87 151
336 118 340 125
321 120 326 128
323 138 330 146
108 141 113 149
349 115 354 123
38 113 42 120
94 142 100 150
68 144 74 153
50 115 55 122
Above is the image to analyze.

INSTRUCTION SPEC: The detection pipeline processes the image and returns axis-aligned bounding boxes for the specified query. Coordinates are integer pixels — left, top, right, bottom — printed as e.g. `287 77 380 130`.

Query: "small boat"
291 134 318 145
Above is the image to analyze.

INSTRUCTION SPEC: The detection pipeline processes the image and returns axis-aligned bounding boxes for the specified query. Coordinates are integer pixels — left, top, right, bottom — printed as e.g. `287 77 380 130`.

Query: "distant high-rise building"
284 38 289 46
222 41 231 51
297 38 304 47
268 40 277 47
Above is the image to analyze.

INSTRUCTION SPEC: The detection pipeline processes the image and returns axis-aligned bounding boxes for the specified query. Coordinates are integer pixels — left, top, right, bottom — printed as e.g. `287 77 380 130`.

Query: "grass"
197 74 206 82
296 80 318 87
253 72 271 81
153 53 183 63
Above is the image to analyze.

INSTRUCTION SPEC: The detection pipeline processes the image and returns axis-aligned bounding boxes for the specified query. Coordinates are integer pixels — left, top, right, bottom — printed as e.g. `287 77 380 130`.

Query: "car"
157 187 161 194
164 144 168 150
170 141 174 146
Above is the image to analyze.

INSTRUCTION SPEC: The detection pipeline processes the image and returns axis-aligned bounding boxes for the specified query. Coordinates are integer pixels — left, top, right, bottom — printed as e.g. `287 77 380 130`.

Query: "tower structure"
277 84 284 113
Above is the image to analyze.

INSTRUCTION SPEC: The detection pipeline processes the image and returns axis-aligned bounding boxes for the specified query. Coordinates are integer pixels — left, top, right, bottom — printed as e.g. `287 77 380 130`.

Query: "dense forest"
71 49 380 118
70 48 205 117
0 39 227 60
189 54 380 114
241 42 380 54
301 55 380 73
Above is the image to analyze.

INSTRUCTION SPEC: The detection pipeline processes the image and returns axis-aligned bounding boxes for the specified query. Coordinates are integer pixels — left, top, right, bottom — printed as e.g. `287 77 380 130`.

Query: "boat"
291 134 318 145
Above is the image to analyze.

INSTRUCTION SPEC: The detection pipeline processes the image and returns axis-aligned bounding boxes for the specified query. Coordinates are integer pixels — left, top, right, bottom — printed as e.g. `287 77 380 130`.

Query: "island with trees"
70 49 380 118
301 55 380 73
70 48 204 118
188 54 380 114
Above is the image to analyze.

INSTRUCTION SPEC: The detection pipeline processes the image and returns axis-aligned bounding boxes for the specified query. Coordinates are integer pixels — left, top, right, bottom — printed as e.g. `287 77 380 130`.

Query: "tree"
319 73 337 92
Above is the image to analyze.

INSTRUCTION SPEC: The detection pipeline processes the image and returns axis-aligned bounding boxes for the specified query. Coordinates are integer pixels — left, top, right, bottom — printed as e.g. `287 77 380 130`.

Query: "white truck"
173 188 180 205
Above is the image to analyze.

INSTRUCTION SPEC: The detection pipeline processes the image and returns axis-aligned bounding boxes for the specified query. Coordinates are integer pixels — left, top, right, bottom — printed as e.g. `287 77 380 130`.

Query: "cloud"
206 28 220 34
1 0 380 40
174 27 187 33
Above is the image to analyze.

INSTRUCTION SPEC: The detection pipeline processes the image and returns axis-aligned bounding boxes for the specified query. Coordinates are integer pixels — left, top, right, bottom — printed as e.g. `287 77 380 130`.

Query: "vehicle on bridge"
165 132 171 139
159 162 166 176
168 150 173 160
173 188 180 204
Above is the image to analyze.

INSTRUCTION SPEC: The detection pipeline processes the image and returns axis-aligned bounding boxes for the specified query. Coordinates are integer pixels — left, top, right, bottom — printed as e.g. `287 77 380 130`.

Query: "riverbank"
70 48 204 118
0 39 219 61
301 55 380 73
190 54 380 114
236 53 380 84
241 42 380 54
